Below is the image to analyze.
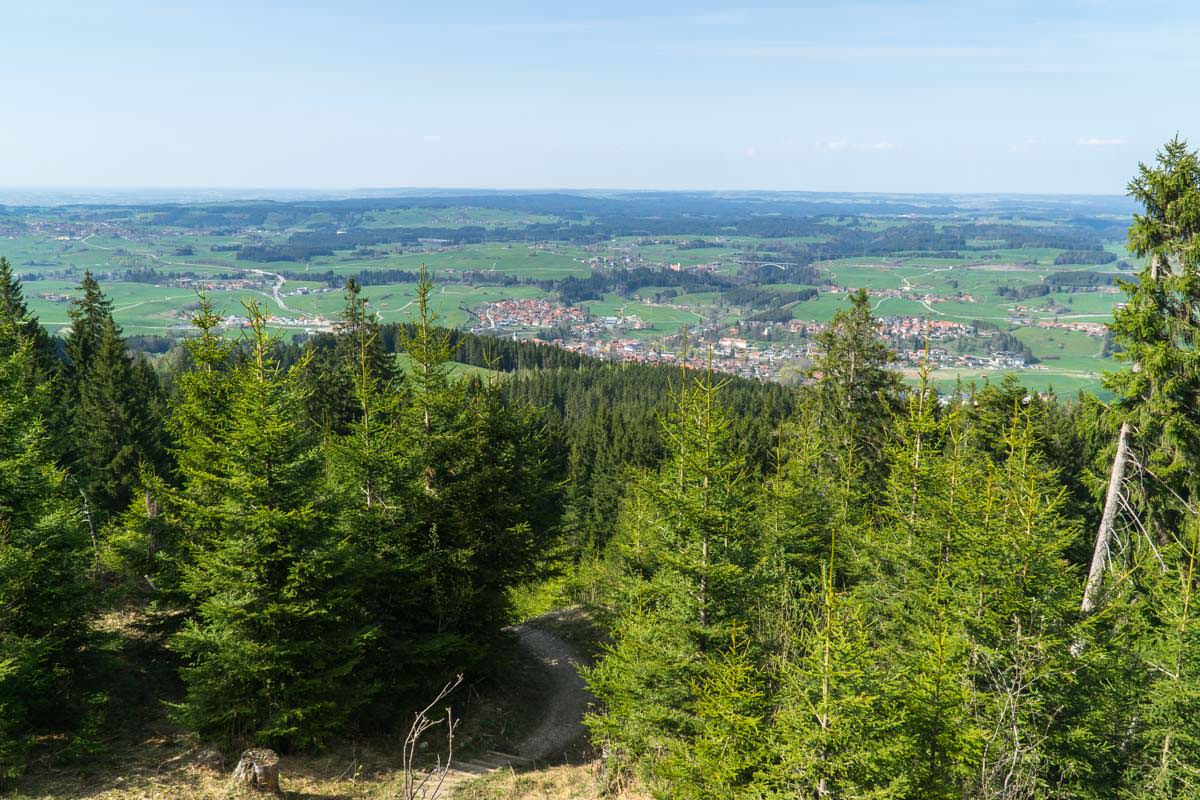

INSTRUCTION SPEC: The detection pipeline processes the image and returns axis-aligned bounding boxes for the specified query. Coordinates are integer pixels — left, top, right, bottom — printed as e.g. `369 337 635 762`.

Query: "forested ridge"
3 142 1200 799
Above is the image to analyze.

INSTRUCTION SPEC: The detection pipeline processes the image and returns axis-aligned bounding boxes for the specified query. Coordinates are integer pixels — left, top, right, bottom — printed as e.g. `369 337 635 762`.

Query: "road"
80 234 293 313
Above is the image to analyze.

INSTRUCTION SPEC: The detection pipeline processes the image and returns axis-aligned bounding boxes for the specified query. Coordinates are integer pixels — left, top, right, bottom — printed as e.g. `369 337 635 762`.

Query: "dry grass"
9 751 648 800
10 738 413 799
451 763 649 800
9 605 620 799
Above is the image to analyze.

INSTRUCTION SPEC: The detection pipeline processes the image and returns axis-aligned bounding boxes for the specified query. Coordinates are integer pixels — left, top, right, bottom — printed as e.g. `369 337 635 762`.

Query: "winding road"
80 234 293 313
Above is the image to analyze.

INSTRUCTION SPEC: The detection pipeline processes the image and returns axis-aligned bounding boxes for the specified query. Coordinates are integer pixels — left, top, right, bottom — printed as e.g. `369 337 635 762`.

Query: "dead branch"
1082 421 1131 614
401 674 463 800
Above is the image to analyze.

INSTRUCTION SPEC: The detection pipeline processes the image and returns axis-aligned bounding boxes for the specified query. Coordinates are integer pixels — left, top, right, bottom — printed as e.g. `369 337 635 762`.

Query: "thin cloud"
472 11 753 37
820 140 897 152
658 40 1007 60
468 20 593 34
689 10 752 26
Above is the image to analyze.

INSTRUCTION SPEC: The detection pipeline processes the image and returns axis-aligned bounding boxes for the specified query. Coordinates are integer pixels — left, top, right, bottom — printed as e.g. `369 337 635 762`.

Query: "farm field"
0 193 1141 394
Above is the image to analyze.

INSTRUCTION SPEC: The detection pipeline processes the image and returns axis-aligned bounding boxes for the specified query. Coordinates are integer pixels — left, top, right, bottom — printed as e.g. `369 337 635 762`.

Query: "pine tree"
1105 137 1200 543
755 399 905 799
586 362 759 784
0 327 97 785
0 256 58 381
165 301 369 750
0 257 67 454
763 585 905 799
1081 138 1200 796
73 315 165 518
62 273 166 520
807 287 902 487
862 385 980 799
658 631 768 799
64 271 112 401
1121 512 1200 798
964 412 1088 799
392 266 557 665
300 278 399 435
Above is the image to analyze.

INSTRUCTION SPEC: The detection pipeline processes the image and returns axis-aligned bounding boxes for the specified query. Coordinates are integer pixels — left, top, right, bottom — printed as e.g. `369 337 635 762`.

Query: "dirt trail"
438 616 595 792
511 624 593 760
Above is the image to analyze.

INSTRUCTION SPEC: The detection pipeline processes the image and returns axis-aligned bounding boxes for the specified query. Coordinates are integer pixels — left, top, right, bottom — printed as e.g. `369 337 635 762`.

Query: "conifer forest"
7 142 1200 799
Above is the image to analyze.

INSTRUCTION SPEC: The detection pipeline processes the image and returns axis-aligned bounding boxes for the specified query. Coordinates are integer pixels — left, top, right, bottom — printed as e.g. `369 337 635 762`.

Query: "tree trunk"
1082 421 1131 614
232 748 281 795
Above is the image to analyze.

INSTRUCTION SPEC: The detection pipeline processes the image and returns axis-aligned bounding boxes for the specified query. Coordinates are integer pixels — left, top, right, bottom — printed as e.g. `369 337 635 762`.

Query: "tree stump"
232 748 281 794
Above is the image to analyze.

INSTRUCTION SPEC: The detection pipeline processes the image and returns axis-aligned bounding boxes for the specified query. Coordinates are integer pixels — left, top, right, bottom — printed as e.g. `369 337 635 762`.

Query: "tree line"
578 138 1200 799
0 265 560 784
3 139 1200 799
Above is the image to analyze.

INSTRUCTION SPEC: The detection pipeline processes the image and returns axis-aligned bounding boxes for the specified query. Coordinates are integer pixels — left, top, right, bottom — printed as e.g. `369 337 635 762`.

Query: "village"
467 297 1053 382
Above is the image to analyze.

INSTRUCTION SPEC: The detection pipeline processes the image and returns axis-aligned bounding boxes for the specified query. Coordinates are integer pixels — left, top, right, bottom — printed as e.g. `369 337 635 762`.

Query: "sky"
2 0 1198 195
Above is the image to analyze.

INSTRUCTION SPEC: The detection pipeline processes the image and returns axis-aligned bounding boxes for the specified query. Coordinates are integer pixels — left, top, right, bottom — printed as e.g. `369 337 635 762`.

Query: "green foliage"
63 272 167 521
658 632 767 799
8 145 1200 796
586 365 759 781
1107 137 1200 537
0 331 98 785
808 287 903 488
162 301 370 750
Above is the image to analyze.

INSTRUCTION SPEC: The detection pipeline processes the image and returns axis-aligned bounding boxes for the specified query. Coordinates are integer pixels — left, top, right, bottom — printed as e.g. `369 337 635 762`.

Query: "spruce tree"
165 301 369 750
865 386 979 799
74 315 165 518
807 287 902 487
1105 137 1200 543
64 271 112 402
392 266 557 667
0 328 97 784
756 400 905 799
586 362 759 784
300 278 398 435
63 273 166 520
1120 512 1200 798
0 256 59 381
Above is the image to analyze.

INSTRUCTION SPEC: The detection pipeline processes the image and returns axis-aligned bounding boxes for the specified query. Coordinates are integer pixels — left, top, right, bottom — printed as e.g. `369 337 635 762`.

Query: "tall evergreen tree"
807 287 902 487
323 266 558 720
64 271 112 401
0 256 58 380
1104 137 1200 543
300 278 399 435
0 328 97 785
73 315 166 518
393 266 557 665
586 363 759 785
164 301 368 750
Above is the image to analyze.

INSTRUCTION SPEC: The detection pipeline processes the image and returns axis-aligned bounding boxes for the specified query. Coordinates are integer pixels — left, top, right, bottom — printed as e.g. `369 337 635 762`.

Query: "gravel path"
511 624 594 761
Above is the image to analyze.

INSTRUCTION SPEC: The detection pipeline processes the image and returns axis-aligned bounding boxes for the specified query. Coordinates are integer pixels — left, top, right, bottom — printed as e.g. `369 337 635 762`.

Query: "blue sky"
3 1 1197 194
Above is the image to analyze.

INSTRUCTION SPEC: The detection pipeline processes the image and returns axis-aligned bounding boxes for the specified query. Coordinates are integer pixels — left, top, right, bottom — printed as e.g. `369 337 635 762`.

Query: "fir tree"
165 301 369 750
807 287 902 487
587 362 759 785
64 271 112 401
74 315 166 518
1105 137 1200 542
0 256 58 382
0 328 97 784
